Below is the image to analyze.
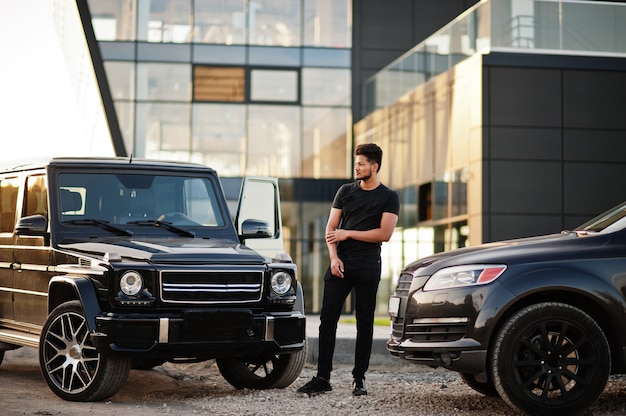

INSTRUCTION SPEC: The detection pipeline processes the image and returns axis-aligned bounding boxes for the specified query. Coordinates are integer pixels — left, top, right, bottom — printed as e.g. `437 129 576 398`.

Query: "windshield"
575 201 626 233
58 172 227 228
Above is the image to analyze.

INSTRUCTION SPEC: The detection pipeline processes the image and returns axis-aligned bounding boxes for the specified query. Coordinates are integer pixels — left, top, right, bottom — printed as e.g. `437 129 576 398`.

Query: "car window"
24 174 48 219
58 173 226 227
0 176 19 233
576 202 626 233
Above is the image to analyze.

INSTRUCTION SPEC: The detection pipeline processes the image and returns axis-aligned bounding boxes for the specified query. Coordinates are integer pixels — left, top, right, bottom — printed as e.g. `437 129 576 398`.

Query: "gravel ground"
154 360 626 416
2 347 626 415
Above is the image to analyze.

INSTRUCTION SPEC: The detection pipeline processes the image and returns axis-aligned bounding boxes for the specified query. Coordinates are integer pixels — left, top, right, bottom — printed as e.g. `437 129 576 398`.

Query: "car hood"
58 237 266 264
403 230 617 275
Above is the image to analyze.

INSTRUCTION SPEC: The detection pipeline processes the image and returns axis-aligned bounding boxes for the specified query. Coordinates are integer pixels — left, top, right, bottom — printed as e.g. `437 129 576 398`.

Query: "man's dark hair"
355 143 383 172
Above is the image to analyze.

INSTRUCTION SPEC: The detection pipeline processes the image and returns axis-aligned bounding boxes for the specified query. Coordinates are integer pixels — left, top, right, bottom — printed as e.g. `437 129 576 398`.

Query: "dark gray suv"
0 157 306 401
388 202 626 415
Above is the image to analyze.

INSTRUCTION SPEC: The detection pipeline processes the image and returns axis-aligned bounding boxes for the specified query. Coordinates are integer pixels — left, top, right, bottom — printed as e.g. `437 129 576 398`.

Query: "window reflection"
302 68 350 105
192 104 246 176
303 0 351 48
251 69 298 102
247 105 300 177
302 107 350 178
137 0 192 43
136 63 191 101
248 0 301 46
114 101 135 156
88 0 137 41
193 0 246 44
104 61 135 100
136 103 190 159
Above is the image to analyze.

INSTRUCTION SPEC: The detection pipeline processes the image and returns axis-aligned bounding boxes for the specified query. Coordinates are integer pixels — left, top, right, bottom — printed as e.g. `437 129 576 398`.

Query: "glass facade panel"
193 44 246 64
88 0 137 41
247 105 300 177
137 0 192 43
136 63 191 101
193 0 246 45
248 46 301 66
302 48 351 67
193 66 245 102
136 103 190 159
302 107 350 178
191 103 246 176
114 101 135 154
303 0 351 48
250 69 298 102
302 68 350 106
248 0 301 47
104 61 135 100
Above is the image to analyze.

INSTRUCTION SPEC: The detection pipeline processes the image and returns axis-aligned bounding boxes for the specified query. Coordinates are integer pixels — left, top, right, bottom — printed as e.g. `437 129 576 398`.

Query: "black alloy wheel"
491 302 610 416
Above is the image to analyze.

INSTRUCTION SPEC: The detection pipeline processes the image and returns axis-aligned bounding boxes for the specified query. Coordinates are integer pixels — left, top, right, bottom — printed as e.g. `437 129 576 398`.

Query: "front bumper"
92 309 305 359
387 337 487 374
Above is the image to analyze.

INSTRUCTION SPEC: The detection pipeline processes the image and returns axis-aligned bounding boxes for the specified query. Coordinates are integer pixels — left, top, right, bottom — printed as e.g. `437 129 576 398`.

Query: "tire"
39 301 132 401
459 373 499 397
491 302 610 416
0 350 4 366
217 341 307 389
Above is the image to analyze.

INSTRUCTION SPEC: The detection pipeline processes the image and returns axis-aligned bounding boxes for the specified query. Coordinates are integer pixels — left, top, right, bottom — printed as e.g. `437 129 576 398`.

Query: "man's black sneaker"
297 376 332 395
352 378 367 396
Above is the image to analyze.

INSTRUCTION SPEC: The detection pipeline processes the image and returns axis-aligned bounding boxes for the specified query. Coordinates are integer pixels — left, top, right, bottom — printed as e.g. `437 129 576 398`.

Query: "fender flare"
48 276 102 332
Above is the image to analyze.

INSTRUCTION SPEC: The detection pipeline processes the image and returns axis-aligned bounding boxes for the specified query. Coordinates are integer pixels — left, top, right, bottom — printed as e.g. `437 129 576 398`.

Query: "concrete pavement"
304 314 397 365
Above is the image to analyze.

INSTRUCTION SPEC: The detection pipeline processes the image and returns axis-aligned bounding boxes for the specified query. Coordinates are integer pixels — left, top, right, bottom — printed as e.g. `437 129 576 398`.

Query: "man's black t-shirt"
331 181 400 259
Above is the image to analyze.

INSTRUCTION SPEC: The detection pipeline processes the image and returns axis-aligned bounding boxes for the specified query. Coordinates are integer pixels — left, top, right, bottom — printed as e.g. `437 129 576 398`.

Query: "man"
297 143 400 396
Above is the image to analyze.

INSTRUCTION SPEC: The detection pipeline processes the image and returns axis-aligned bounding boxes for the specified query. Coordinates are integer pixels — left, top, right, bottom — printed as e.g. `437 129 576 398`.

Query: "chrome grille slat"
405 322 468 342
160 269 264 304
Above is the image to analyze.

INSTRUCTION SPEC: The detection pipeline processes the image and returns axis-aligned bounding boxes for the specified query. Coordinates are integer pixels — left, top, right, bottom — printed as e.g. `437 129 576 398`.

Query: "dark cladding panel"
489 214 562 242
564 129 626 163
358 0 416 51
489 160 562 214
563 70 626 130
564 163 626 215
489 127 561 160
489 67 561 127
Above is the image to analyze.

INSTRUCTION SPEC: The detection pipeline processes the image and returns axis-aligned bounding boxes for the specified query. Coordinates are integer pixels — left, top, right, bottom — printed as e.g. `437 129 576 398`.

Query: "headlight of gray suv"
423 264 507 291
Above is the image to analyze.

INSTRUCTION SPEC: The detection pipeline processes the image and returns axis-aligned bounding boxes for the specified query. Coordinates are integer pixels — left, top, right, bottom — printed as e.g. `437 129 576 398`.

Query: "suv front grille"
394 272 414 297
160 269 263 304
405 318 468 342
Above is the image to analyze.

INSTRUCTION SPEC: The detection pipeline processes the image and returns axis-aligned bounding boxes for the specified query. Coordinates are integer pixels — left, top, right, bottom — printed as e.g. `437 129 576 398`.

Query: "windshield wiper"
62 219 133 236
127 220 197 238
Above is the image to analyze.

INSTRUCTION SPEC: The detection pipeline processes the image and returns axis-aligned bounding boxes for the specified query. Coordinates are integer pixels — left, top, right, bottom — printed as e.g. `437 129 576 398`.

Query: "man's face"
354 155 376 181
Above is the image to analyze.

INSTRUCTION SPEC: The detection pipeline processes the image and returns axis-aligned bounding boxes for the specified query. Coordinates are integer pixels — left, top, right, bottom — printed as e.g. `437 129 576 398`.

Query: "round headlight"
270 271 292 295
120 271 143 296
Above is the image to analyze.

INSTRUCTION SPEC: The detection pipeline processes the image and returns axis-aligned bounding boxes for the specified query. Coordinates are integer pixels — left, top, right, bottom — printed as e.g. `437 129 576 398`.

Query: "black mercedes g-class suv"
0 157 305 401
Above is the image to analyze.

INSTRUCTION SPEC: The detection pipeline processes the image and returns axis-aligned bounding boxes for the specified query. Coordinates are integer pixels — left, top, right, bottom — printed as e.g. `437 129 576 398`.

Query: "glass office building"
85 0 353 312
41 0 626 315
87 0 352 179
355 0 626 303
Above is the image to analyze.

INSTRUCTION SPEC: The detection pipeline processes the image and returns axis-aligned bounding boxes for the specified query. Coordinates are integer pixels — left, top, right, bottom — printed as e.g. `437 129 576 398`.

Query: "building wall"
352 0 479 121
482 53 626 242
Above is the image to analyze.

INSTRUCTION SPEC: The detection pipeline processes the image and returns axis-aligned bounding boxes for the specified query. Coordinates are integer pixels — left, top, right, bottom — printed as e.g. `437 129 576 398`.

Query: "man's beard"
356 168 372 181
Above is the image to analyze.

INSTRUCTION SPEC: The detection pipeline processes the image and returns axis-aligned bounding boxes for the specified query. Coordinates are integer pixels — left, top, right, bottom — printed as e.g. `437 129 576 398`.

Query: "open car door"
235 176 286 259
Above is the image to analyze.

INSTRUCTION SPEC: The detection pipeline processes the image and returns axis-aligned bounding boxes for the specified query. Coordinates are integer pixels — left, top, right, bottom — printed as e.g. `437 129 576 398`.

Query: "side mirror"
240 219 272 239
15 215 48 236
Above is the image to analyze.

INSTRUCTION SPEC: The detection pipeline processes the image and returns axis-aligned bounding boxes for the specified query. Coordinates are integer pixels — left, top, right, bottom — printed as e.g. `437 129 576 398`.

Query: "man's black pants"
317 256 381 381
